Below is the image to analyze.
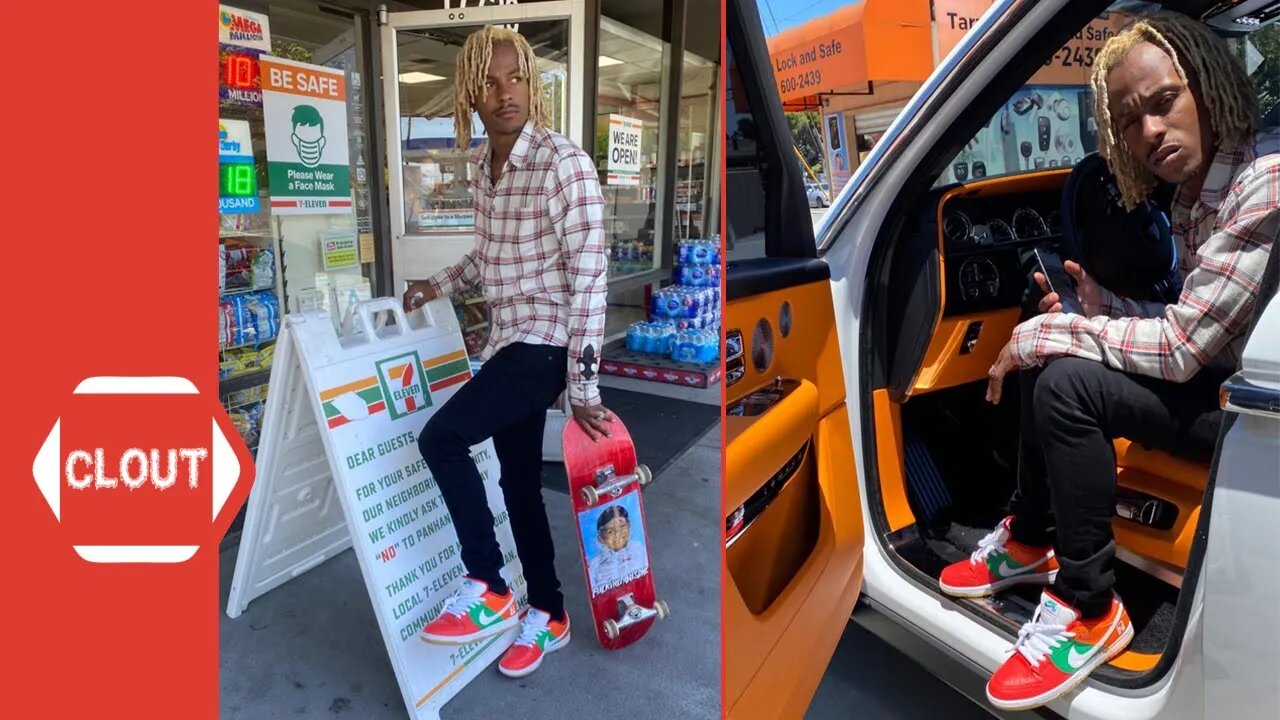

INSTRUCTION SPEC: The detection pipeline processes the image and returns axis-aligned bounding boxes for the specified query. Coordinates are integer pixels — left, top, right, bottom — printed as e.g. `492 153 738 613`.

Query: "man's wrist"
568 382 601 407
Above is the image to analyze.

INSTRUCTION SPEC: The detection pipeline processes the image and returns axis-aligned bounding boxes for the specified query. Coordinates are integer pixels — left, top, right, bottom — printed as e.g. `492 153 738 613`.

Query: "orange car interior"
723 262 865 718
866 172 1212 679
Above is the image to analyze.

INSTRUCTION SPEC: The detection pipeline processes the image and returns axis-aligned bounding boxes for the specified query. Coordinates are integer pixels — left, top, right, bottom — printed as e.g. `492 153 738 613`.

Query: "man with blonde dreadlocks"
941 10 1278 710
403 26 610 678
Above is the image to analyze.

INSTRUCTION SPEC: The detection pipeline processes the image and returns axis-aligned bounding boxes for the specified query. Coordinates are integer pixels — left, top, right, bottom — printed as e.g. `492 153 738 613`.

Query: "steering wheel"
1059 153 1182 305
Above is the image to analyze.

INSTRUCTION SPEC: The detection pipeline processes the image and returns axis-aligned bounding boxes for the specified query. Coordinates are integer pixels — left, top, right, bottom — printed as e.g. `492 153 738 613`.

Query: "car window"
936 3 1280 186
726 38 769 261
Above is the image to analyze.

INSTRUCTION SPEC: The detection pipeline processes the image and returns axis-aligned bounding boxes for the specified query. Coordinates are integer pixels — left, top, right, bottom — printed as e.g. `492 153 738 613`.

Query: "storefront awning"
766 0 933 106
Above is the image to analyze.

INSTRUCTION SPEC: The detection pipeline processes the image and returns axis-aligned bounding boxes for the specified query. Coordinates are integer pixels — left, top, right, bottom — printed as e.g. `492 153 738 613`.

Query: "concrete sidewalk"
219 426 721 719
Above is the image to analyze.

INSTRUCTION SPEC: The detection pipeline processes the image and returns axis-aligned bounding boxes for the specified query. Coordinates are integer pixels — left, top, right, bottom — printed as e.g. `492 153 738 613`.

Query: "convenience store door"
380 1 588 293
379 1 588 459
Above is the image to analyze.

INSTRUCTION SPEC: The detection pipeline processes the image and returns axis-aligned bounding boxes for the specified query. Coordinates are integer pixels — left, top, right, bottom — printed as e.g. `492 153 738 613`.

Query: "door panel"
724 259 864 718
1204 275 1280 718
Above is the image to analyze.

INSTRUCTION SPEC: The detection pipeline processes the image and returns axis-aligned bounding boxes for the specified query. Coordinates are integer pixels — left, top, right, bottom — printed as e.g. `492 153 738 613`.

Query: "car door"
722 1 865 717
1203 250 1280 719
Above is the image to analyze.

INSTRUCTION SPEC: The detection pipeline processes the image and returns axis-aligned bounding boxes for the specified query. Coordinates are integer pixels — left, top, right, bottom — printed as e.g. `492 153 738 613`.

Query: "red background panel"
0 2 246 718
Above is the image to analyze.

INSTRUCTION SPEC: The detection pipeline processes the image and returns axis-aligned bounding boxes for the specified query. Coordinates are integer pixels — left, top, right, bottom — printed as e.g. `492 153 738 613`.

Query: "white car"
724 0 1280 718
805 182 830 208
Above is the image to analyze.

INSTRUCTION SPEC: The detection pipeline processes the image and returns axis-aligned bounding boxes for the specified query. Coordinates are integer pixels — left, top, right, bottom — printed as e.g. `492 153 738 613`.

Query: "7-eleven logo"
376 352 432 420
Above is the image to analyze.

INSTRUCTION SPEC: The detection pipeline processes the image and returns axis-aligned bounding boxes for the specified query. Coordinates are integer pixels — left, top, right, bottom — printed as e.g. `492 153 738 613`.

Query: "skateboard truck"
579 463 652 506
602 593 670 640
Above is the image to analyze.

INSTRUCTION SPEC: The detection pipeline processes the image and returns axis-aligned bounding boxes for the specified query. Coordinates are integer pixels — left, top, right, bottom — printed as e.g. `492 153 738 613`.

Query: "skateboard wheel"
655 600 670 620
603 619 620 640
635 464 653 487
580 486 599 506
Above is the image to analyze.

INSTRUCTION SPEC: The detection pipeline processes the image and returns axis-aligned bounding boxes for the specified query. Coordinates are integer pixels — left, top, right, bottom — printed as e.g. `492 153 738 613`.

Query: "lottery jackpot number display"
224 51 260 89
221 163 257 197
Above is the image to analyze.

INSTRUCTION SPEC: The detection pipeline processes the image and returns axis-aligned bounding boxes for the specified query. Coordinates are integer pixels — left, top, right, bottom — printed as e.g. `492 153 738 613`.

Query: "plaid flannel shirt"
1012 130 1280 381
426 122 608 406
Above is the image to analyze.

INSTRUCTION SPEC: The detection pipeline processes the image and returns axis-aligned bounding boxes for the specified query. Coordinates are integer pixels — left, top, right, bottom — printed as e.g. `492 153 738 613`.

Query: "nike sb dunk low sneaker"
419 577 519 645
497 608 571 678
939 516 1058 597
986 591 1133 711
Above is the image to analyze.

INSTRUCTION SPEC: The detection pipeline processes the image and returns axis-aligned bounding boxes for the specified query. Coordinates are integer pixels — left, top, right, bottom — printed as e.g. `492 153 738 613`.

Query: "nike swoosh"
1066 645 1094 670
475 608 502 626
995 560 1030 578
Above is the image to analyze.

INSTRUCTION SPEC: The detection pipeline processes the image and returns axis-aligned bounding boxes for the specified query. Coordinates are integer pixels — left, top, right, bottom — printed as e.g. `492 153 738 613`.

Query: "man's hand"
1034 260 1102 316
986 341 1018 405
572 403 615 442
403 281 438 313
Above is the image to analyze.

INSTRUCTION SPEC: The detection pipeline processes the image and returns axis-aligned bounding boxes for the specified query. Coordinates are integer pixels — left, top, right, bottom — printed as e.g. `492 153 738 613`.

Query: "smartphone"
1034 248 1082 315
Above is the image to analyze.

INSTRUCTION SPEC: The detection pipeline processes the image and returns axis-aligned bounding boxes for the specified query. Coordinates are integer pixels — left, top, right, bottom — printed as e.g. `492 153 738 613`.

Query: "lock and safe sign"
32 376 246 563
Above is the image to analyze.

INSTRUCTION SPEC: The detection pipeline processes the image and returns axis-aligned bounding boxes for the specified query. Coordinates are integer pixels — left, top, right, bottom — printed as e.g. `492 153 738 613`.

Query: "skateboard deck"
562 417 668 650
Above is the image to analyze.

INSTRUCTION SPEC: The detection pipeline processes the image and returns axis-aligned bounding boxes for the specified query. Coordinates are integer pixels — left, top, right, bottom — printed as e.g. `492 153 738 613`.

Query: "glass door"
380 1 587 312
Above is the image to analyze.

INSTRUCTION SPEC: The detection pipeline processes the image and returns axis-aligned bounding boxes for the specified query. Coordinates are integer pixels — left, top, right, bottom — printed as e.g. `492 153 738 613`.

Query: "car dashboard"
934 172 1071 316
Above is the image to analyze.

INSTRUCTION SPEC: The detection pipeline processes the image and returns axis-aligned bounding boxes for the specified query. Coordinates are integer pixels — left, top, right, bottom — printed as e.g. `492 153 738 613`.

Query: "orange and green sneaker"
497 608 571 678
419 577 519 645
986 590 1133 711
939 516 1058 597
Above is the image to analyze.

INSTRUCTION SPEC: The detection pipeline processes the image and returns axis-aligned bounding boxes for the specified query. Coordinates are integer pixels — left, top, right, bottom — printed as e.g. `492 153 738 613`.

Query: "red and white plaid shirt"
427 122 607 406
1012 130 1280 381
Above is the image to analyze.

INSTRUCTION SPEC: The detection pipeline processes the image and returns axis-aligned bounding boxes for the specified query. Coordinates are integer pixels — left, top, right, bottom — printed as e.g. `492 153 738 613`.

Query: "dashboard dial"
958 256 1001 301
1047 210 1063 235
1013 208 1049 240
943 212 972 245
989 219 1014 243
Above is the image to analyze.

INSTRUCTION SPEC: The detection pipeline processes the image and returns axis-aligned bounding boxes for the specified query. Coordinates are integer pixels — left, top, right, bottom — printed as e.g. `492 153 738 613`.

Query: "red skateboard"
562 417 669 649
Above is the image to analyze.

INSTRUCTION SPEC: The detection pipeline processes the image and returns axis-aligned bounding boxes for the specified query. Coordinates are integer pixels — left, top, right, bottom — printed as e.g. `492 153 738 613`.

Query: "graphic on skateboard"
562 417 669 649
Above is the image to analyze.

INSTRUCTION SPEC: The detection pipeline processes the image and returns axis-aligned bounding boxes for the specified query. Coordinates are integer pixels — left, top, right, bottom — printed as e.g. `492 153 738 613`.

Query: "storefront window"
396 22 569 235
218 2 377 465
675 51 717 242
596 19 665 279
938 85 1099 185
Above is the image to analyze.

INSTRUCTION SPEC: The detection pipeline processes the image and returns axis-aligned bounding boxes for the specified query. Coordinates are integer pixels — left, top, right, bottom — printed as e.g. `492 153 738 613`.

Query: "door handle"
1220 373 1280 419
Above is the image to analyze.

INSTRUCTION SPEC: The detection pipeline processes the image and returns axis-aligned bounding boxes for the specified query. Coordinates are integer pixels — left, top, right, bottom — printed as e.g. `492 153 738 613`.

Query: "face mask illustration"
292 124 325 167
289 104 327 168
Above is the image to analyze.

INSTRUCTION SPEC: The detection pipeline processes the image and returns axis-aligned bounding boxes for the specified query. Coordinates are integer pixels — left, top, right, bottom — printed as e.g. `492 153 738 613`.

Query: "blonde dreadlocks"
453 26 551 150
1090 10 1258 209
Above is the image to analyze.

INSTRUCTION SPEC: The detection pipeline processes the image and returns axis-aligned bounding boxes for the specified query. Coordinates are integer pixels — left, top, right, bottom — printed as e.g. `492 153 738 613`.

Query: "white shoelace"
514 617 549 647
969 524 1011 564
442 592 484 618
1012 611 1074 667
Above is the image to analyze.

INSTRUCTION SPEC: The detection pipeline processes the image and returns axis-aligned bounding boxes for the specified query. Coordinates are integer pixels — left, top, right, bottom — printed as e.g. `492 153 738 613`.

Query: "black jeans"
1007 357 1225 618
418 342 568 619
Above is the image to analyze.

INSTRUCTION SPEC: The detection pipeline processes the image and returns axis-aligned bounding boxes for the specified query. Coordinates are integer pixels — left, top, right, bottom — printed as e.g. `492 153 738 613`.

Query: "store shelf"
220 368 272 397
220 337 277 353
224 396 265 412
221 286 275 296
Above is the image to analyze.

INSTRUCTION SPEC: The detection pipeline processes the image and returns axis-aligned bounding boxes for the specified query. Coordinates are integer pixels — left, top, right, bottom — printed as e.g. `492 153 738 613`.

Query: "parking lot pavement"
219 426 721 720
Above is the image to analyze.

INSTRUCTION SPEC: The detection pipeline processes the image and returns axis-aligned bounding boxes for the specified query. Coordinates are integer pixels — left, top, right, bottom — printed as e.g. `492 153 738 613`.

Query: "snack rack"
218 212 284 459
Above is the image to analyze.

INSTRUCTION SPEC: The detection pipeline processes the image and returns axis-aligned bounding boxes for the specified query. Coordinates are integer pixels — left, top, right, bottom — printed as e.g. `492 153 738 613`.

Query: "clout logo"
33 376 245 564
64 447 208 491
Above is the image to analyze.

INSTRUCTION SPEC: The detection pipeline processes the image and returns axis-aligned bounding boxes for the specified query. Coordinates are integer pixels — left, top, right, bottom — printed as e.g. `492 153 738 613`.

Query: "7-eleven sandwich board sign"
227 297 524 720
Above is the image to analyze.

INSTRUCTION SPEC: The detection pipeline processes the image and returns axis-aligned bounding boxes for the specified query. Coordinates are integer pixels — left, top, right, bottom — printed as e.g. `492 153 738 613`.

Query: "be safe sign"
261 55 353 215
606 114 642 187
